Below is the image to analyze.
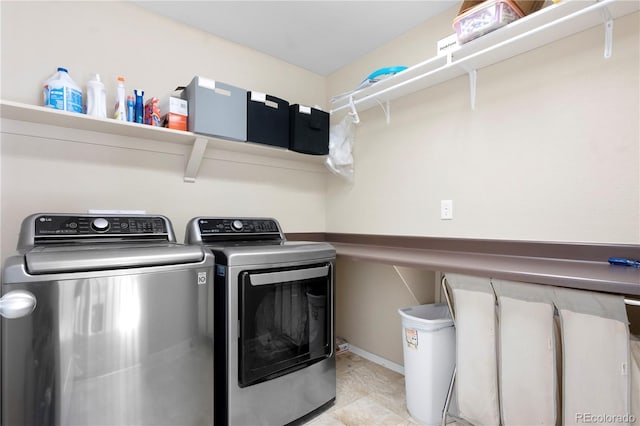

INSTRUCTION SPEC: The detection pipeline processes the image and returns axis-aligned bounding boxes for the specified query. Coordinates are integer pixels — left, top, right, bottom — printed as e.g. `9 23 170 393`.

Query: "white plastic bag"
326 114 356 181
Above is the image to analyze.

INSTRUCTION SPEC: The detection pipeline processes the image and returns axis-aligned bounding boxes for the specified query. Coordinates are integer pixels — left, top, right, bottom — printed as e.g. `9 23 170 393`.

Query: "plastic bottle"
144 97 161 126
114 76 127 120
126 95 135 122
86 73 107 118
134 89 144 123
42 67 83 113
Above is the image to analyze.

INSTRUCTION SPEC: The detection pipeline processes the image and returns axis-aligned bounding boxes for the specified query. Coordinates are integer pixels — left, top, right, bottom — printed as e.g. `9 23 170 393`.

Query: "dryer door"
238 262 332 387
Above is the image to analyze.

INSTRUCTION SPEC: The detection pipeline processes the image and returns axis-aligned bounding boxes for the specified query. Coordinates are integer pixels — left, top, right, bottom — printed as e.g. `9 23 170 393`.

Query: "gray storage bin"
184 76 247 141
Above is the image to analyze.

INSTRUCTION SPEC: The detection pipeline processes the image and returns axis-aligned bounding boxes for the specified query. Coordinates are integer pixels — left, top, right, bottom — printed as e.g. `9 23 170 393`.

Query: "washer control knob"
92 218 110 232
231 220 243 231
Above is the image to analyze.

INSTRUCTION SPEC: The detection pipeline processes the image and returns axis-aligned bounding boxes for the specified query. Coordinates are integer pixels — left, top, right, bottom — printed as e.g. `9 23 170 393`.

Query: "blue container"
134 89 144 124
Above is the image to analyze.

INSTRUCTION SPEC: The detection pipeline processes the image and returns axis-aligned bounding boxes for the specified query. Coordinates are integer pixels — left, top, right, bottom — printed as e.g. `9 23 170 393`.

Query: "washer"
1 213 214 425
185 217 336 426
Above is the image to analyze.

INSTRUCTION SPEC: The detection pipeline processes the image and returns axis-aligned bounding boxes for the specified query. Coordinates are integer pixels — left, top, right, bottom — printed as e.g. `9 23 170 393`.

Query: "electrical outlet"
441 200 453 220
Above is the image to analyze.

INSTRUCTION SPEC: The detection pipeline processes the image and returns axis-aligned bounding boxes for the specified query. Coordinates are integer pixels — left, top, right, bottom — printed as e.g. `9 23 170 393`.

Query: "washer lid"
24 243 205 274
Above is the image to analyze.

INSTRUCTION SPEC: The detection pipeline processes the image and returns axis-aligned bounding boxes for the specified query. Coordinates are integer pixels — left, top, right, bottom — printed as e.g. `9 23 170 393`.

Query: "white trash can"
398 303 455 426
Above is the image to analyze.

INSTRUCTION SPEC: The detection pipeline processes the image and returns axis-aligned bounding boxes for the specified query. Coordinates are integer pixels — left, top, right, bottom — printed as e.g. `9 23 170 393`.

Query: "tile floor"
304 351 422 426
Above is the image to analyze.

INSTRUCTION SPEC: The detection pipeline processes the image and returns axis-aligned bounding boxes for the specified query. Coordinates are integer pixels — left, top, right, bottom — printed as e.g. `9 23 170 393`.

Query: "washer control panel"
34 215 168 237
198 218 280 235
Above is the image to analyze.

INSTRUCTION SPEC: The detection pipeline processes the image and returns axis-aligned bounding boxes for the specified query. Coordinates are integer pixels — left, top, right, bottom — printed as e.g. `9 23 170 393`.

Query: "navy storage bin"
289 104 329 155
247 91 289 148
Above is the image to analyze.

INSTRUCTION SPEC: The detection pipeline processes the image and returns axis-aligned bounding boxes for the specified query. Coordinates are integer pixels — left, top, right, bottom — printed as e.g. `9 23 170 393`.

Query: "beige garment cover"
493 279 559 426
446 274 500 426
554 288 630 426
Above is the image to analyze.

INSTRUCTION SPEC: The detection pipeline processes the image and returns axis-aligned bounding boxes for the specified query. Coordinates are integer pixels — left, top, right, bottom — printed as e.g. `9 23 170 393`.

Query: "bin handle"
440 275 456 426
441 275 455 325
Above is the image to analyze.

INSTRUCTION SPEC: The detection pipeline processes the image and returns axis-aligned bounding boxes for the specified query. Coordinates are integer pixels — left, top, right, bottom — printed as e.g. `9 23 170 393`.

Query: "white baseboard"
347 344 404 375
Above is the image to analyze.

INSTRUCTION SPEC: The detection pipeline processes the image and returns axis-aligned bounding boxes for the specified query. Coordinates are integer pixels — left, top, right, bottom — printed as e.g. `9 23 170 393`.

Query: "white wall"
0 1 326 109
0 1 328 259
335 258 436 365
2 2 638 367
325 4 639 365
4 2 636 248
326 6 640 244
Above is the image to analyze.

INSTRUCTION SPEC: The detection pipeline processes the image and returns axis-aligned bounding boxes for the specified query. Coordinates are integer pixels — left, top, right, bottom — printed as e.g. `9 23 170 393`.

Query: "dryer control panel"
185 217 284 244
198 218 280 235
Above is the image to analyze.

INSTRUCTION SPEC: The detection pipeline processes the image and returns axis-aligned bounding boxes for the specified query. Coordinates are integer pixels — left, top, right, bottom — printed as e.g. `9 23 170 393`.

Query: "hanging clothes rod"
625 298 640 307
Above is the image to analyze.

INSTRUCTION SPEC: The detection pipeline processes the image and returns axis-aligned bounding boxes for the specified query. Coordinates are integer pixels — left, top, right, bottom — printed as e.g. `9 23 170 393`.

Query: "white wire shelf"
330 0 639 120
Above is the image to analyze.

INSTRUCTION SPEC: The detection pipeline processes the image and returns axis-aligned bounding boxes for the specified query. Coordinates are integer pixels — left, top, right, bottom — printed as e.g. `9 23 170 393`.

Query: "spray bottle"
114 76 127 120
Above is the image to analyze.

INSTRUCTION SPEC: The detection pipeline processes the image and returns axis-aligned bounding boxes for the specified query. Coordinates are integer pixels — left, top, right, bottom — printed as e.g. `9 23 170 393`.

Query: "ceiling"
132 1 458 76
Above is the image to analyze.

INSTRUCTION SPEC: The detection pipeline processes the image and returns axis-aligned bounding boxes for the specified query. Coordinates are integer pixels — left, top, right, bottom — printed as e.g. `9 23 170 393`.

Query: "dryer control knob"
92 218 110 232
231 220 243 231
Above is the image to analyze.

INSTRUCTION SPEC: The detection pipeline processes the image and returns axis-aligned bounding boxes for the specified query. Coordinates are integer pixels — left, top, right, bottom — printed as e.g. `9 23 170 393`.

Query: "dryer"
0 213 214 425
186 217 336 426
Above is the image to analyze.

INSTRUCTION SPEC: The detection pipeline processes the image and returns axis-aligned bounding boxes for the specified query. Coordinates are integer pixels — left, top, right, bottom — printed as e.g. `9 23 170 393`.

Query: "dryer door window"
238 263 332 387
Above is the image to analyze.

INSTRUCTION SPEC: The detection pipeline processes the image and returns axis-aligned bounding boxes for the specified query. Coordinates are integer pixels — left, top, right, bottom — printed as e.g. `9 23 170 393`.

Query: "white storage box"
160 95 188 131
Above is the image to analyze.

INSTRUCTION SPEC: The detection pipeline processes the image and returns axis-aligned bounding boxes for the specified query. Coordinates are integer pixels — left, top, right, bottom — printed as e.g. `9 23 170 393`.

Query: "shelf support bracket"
184 137 209 183
600 4 614 59
375 99 391 124
604 19 613 59
348 96 360 124
385 100 390 124
468 69 477 111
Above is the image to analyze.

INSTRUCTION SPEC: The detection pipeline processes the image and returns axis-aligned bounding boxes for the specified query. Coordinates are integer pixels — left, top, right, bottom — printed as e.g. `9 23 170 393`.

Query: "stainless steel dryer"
185 217 336 426
0 213 214 426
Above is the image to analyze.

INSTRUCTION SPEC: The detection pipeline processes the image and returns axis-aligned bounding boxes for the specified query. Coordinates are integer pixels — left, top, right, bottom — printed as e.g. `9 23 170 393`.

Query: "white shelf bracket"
375 99 391 124
348 96 361 124
600 4 614 59
184 137 209 183
385 100 390 124
468 69 477 111
604 19 614 58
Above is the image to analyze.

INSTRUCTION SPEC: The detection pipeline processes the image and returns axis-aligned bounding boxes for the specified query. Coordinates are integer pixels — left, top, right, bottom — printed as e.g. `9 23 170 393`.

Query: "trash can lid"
398 303 453 328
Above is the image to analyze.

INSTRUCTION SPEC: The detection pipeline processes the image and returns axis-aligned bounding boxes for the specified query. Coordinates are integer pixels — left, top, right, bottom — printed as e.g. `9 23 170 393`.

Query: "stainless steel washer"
1 213 214 425
185 217 336 426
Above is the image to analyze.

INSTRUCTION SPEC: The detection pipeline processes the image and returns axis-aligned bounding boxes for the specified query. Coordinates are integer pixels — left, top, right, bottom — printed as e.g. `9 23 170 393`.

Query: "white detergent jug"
43 67 83 113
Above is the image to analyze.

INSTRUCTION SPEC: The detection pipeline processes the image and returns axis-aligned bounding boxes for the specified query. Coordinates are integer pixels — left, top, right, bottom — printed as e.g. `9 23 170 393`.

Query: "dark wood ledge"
286 233 640 296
